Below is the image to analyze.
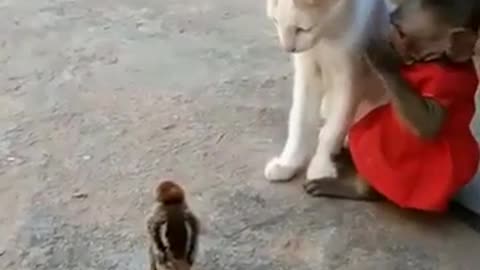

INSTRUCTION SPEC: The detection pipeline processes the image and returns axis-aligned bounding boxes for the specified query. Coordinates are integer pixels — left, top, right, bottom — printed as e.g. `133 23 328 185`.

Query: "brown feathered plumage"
147 180 199 270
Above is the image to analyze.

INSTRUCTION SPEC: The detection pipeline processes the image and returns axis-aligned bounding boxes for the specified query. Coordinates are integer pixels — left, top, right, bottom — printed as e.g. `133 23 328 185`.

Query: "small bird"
146 180 199 270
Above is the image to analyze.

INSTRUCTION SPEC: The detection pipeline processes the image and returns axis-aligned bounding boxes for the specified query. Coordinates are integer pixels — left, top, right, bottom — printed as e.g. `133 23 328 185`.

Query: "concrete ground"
1 0 480 269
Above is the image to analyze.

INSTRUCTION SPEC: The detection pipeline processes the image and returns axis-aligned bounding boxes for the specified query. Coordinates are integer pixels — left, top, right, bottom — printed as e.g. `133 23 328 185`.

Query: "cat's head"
267 0 344 53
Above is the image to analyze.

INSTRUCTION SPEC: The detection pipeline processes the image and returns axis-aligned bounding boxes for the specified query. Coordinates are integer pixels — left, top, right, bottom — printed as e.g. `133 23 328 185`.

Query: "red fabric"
349 61 480 212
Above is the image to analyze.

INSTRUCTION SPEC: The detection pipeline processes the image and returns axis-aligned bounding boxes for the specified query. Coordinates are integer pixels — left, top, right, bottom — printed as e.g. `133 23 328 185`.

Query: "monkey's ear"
446 28 478 63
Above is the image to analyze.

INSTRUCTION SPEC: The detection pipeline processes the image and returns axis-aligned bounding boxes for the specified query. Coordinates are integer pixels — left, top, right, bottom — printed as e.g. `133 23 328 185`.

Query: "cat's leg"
306 69 358 182
265 56 321 181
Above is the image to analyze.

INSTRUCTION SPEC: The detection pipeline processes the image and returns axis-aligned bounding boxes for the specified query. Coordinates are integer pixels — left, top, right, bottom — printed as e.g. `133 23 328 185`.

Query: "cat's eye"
295 26 311 34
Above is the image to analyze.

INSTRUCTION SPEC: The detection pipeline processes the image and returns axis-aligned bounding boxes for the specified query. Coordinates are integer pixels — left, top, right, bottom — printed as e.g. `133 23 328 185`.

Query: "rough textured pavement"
1 0 480 269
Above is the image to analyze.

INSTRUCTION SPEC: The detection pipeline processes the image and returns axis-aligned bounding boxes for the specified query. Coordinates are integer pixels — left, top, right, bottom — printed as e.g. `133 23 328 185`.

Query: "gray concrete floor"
1 0 480 269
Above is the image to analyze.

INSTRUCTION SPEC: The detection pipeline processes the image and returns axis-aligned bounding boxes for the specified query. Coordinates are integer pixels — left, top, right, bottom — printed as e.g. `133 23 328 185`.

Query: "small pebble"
82 155 92 161
72 192 88 199
162 124 176 130
108 57 118 64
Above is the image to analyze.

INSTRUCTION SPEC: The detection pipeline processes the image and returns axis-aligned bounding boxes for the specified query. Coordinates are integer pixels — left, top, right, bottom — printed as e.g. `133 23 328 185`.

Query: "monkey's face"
267 0 342 53
390 7 450 63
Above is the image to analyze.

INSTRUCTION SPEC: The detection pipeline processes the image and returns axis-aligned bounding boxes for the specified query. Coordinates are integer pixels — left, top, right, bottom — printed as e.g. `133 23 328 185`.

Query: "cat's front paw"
264 157 300 182
306 154 338 181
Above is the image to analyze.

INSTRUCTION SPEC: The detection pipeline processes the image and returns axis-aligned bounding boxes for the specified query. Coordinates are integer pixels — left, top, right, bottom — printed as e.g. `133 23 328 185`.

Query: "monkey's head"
155 180 185 205
389 0 479 64
267 0 345 53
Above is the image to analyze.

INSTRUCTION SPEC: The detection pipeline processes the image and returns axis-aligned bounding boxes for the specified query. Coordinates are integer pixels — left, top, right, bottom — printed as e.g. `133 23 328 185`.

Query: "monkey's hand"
365 38 402 74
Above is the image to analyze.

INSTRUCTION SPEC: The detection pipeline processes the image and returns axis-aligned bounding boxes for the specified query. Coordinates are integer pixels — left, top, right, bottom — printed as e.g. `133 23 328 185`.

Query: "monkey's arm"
377 71 446 139
365 41 446 139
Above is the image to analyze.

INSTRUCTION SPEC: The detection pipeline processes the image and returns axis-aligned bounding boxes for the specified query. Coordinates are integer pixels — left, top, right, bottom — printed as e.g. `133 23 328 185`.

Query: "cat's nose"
283 44 296 53
280 34 296 53
286 46 297 53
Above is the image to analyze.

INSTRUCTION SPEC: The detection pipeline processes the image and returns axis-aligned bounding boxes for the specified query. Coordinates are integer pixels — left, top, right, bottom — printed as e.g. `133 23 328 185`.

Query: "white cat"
265 0 391 183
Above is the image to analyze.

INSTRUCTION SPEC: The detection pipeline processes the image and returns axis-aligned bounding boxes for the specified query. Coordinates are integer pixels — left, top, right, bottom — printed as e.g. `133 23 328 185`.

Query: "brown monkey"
305 0 480 212
147 180 199 270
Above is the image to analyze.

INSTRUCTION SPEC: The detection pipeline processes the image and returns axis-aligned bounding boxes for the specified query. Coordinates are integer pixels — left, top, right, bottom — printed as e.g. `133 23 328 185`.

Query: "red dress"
349 61 480 212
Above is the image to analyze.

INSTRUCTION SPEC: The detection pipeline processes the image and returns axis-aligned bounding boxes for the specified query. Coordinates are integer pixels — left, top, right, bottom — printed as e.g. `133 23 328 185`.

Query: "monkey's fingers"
303 178 383 201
